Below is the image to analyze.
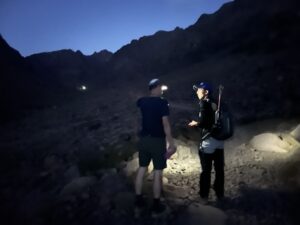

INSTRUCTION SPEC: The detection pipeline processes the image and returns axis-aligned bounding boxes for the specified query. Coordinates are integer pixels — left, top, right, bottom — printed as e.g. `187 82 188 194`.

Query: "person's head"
193 82 212 100
148 78 167 96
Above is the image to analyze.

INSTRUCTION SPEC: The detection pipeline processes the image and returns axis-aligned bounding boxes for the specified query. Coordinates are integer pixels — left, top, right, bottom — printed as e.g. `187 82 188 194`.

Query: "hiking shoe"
134 198 146 219
151 202 167 218
214 196 230 208
198 196 209 205
217 196 229 203
135 195 146 208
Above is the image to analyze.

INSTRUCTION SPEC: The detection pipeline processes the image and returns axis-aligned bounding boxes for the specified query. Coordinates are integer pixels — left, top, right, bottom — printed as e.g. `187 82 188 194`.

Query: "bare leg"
135 167 147 195
153 170 163 199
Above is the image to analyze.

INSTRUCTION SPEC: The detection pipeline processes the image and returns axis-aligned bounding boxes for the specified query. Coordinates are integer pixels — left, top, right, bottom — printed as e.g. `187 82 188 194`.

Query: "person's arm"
198 100 214 129
162 116 176 151
161 100 176 158
188 101 203 127
197 100 205 126
188 100 212 127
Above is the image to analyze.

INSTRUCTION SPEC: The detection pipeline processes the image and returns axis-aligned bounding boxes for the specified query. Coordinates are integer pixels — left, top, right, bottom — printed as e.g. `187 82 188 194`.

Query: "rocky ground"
124 119 300 225
0 98 300 225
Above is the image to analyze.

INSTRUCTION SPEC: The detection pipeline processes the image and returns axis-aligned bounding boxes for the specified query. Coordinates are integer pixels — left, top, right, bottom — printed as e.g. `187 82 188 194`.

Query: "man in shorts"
135 78 176 215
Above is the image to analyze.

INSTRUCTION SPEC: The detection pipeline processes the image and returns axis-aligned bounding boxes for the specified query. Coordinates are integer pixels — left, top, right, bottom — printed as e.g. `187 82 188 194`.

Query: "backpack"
210 85 234 140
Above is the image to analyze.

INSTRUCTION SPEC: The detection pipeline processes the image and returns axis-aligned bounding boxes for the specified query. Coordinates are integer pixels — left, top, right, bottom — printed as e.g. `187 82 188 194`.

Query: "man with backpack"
188 82 226 203
135 78 176 216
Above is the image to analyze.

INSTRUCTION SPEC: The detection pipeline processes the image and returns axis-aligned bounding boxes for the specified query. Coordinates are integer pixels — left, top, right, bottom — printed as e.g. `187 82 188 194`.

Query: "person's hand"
188 120 198 127
165 145 176 159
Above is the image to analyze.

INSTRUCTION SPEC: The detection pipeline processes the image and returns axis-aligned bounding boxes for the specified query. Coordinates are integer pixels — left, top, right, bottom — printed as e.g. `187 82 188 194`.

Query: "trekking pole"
215 85 224 124
218 85 224 110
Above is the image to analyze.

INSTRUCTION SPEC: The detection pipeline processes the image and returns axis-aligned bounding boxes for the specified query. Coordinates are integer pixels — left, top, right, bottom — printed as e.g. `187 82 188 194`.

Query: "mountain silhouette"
0 35 44 121
1 0 300 122
1 1 300 223
26 49 113 89
106 0 300 121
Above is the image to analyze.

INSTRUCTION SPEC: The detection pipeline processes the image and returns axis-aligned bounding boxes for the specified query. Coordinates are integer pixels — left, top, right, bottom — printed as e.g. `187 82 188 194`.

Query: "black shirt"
197 99 215 130
137 96 169 138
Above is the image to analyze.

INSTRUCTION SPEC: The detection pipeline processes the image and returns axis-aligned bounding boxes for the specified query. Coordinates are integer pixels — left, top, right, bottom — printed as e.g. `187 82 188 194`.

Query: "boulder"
44 154 63 171
164 184 190 199
174 203 227 225
123 158 139 176
249 133 291 153
112 191 135 212
64 165 80 182
60 176 97 195
174 140 198 160
98 173 129 195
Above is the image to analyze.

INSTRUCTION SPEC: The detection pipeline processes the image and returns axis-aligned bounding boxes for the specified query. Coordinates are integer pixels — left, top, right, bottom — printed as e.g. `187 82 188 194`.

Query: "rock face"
0 36 113 123
1 0 300 222
0 35 44 121
26 49 113 90
106 0 300 121
1 0 300 123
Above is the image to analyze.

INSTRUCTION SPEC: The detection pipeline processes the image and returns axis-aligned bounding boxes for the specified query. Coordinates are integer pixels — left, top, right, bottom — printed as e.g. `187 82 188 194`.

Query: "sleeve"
198 100 213 129
197 100 205 125
161 99 170 117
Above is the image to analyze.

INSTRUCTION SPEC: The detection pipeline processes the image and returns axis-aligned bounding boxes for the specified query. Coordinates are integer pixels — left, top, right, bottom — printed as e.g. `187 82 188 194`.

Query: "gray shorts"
138 136 166 170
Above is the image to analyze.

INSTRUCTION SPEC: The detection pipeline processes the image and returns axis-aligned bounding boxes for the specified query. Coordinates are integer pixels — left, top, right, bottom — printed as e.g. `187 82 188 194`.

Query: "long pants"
199 148 224 198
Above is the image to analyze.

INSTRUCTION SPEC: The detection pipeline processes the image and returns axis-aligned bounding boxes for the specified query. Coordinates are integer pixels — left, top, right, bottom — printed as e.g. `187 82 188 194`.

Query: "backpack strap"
201 85 224 141
217 85 224 111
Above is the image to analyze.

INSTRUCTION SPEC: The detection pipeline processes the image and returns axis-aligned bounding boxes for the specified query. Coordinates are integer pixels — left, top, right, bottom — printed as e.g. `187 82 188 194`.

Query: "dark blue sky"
0 0 231 56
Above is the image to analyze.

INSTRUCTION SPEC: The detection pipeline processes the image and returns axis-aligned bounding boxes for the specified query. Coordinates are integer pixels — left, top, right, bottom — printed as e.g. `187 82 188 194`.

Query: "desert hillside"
1 0 300 224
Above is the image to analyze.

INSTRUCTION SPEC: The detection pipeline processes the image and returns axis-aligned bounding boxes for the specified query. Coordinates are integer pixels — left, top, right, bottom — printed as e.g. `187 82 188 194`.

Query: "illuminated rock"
123 157 139 176
291 124 300 142
250 133 291 153
173 140 198 160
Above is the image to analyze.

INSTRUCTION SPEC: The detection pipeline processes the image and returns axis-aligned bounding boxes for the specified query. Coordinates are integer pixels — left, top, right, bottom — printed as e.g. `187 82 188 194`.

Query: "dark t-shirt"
137 96 169 138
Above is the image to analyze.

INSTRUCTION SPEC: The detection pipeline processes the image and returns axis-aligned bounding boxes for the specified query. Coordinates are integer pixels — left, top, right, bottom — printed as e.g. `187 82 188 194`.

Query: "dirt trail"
125 118 300 225
1 112 299 225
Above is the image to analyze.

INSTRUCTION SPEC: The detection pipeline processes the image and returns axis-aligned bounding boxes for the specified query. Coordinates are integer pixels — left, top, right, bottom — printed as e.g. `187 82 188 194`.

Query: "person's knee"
139 166 147 171
153 170 163 180
137 166 147 176
153 169 163 176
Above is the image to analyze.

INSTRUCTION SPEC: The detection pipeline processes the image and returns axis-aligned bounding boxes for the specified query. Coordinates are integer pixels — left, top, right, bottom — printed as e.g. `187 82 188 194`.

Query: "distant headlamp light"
78 85 87 91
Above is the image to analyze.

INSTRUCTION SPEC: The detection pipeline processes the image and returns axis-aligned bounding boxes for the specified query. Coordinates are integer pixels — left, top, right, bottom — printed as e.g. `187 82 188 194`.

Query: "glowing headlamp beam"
161 85 168 91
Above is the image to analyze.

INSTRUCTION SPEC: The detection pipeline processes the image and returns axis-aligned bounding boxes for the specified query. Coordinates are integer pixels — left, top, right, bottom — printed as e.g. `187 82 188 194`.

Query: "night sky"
0 0 231 56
